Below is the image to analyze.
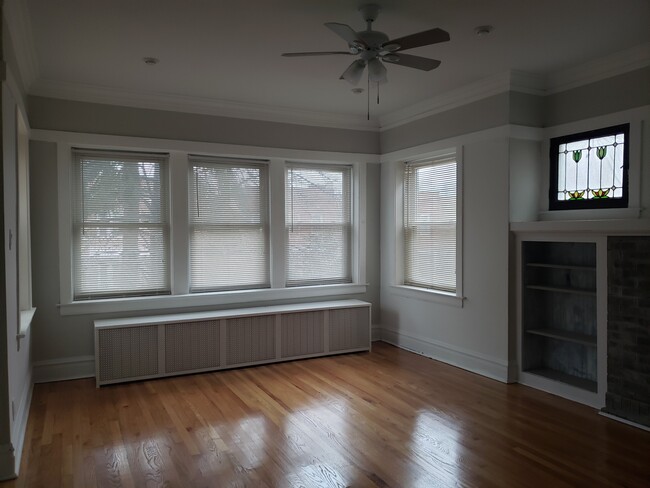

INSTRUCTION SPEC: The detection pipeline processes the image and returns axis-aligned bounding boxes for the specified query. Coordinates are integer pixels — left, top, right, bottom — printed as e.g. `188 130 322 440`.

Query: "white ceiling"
17 0 650 125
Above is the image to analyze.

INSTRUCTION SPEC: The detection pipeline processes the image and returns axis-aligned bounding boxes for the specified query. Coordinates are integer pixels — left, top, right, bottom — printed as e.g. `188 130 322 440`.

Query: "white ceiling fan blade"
382 53 441 71
384 28 450 51
325 23 367 48
368 58 387 84
340 59 366 85
282 51 353 57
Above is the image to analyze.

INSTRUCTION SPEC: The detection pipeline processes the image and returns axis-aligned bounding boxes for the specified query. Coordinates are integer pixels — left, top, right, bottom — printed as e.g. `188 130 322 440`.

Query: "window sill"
18 308 36 338
389 285 465 308
58 283 368 316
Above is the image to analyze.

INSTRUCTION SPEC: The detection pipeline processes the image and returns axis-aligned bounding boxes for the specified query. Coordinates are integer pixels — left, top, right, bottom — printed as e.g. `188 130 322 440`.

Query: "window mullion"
169 152 189 295
269 159 286 288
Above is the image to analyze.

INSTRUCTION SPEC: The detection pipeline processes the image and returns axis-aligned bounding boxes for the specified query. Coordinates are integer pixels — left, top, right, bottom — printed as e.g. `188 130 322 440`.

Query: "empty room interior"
1 0 650 486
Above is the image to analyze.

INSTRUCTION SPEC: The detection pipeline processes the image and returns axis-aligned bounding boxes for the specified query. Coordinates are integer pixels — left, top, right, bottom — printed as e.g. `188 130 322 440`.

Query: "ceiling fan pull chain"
377 82 380 105
367 74 370 120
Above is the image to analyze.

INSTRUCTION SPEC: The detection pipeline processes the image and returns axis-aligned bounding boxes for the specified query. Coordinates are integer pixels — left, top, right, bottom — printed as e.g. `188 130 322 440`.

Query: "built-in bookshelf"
521 241 598 393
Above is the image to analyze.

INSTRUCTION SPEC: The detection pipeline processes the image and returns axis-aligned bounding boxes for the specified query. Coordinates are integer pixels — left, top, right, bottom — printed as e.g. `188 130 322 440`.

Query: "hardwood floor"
4 342 649 487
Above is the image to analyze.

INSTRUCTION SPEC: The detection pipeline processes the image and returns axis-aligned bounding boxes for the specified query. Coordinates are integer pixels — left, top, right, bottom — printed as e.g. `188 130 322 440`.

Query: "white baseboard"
379 327 510 383
33 355 95 383
0 443 16 481
11 374 33 476
599 411 650 432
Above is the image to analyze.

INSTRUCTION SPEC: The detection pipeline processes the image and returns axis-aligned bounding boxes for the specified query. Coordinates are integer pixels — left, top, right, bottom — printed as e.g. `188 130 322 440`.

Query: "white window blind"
404 154 457 292
189 158 270 292
286 164 352 286
72 150 170 299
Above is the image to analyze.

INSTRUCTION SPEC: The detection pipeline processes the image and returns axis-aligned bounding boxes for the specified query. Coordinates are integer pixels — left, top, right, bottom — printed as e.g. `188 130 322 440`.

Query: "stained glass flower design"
556 130 625 202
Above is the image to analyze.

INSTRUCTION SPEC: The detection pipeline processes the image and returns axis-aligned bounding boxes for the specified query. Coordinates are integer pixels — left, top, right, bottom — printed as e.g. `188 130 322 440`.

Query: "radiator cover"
94 300 371 386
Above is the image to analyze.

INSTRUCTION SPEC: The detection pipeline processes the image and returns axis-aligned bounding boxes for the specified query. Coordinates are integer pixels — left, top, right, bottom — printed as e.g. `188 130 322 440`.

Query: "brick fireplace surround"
605 236 650 428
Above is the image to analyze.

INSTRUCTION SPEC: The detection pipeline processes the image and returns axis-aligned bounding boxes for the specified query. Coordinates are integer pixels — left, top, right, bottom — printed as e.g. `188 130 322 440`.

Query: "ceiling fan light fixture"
382 43 401 52
474 25 494 37
368 58 387 84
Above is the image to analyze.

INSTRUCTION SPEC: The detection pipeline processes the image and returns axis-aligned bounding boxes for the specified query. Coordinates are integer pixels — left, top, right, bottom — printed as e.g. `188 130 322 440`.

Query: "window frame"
71 149 171 300
188 156 271 293
403 154 457 293
55 133 368 316
548 123 630 211
285 162 354 287
393 146 464 306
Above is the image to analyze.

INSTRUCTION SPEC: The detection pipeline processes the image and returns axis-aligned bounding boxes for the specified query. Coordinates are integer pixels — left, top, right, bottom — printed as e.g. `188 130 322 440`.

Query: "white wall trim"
379 327 510 383
598 411 650 432
11 379 33 476
3 0 39 90
380 124 543 164
29 78 380 132
378 72 509 130
546 41 650 95
30 129 381 164
33 356 95 384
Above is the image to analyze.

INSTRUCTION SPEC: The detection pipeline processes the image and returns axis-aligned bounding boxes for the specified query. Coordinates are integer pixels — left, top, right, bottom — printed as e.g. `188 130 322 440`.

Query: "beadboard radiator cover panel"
94 300 371 386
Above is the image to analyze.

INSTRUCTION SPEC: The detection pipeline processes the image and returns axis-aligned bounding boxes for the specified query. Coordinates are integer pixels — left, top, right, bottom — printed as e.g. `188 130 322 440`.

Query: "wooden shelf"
526 328 596 347
526 284 596 296
525 368 597 392
526 262 596 271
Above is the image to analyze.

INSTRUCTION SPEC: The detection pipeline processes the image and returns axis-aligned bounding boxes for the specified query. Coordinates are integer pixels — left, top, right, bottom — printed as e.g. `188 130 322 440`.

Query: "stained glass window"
549 124 629 210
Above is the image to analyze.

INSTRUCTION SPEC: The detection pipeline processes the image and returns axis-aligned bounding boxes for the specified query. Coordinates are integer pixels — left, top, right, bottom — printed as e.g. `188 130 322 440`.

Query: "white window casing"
52 131 370 315
189 156 270 292
285 164 353 287
71 149 170 299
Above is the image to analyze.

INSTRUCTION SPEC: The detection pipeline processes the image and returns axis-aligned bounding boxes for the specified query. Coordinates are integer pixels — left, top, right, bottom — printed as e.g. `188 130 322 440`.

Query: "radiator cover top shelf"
94 299 371 386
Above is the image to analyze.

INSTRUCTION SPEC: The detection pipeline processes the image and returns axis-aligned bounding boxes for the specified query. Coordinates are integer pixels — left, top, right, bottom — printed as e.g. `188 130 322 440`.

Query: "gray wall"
380 93 510 154
545 67 650 127
28 96 381 155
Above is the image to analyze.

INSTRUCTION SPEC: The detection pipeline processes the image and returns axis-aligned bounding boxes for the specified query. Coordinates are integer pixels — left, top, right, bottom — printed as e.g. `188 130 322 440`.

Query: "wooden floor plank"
3 342 650 487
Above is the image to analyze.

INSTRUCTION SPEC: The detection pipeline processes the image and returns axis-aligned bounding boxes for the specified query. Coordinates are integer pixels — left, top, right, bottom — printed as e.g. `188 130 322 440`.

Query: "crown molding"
29 78 380 132
378 70 546 131
3 0 39 90
546 42 650 94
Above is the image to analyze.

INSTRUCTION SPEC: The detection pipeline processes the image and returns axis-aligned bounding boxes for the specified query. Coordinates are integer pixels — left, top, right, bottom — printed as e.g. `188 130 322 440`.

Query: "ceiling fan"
281 4 450 85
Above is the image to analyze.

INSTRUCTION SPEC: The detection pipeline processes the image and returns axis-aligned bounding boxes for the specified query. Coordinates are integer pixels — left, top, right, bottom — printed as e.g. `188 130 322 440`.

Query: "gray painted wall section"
509 91 544 127
380 93 511 153
27 96 380 155
545 67 650 127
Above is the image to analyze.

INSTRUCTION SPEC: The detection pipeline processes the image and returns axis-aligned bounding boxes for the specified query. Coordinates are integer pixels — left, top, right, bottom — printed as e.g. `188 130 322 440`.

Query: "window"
17 110 33 313
61 142 366 313
403 154 457 293
286 164 352 286
72 150 170 299
549 124 629 210
189 157 269 292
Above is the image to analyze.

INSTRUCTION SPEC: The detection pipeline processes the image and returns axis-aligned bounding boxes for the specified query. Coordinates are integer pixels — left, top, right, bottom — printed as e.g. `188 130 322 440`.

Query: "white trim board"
30 129 381 165
379 328 511 383
598 411 650 432
11 380 33 477
33 356 95 384
29 78 380 132
380 125 544 164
